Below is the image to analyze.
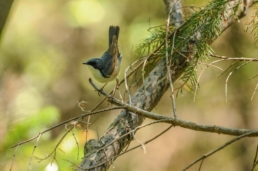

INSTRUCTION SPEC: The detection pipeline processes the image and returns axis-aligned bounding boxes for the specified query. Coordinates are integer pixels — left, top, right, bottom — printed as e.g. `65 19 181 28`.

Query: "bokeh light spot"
45 163 58 171
65 0 105 27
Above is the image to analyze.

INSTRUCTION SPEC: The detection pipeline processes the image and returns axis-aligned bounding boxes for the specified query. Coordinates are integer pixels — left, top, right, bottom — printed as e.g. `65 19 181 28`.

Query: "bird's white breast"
87 65 118 83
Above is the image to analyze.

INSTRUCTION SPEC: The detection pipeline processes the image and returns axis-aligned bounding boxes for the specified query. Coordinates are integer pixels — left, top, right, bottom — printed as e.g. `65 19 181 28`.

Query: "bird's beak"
82 62 88 65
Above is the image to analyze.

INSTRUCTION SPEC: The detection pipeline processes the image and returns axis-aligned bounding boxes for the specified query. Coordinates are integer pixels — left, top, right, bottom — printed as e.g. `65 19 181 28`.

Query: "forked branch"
77 1 257 171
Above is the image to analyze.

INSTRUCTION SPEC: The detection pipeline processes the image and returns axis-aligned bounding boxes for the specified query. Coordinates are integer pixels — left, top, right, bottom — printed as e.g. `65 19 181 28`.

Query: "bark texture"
77 0 255 170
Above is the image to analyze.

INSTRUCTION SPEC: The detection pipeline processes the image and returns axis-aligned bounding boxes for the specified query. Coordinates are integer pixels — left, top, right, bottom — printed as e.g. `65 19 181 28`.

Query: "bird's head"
83 58 103 70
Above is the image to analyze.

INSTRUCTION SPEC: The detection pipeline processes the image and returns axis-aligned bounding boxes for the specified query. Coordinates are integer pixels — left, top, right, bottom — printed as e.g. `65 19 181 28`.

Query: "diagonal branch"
77 0 256 170
182 130 258 171
89 78 258 137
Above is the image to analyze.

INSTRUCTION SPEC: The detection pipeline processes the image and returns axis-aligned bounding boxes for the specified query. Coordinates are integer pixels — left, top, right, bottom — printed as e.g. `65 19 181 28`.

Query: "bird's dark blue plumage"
83 26 122 83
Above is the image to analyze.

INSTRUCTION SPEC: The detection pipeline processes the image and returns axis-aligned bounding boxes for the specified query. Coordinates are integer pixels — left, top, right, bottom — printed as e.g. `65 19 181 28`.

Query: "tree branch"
182 130 258 171
77 0 257 170
90 78 258 137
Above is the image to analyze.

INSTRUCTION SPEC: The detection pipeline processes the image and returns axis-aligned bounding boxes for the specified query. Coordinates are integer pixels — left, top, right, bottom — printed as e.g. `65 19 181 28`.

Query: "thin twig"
84 119 168 159
250 73 258 80
211 54 258 61
79 124 173 170
132 131 147 154
198 159 205 171
199 62 223 71
194 59 224 102
124 58 144 105
251 83 258 101
84 115 90 154
28 133 42 171
115 125 173 157
225 61 252 103
166 7 178 117
89 78 258 137
182 130 258 171
10 144 19 171
251 143 258 171
11 106 125 148
218 60 239 77
35 125 76 162
89 55 147 111
71 126 80 160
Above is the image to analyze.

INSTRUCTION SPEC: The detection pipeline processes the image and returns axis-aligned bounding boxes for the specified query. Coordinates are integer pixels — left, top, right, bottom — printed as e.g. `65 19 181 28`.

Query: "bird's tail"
109 26 120 47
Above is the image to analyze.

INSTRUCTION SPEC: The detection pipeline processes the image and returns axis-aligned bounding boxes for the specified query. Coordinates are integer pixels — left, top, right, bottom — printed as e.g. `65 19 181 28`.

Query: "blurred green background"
1 0 258 170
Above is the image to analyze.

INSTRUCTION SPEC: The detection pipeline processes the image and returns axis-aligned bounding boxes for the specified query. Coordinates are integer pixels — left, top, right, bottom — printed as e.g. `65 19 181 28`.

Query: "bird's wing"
100 52 114 78
100 26 120 78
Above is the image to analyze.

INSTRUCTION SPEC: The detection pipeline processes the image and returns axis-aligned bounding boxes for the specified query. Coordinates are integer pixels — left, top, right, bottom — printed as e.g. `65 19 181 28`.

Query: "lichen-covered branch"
77 0 256 170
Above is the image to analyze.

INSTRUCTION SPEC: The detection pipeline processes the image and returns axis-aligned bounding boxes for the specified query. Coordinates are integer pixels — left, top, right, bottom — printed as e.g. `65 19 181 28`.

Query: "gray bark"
77 0 255 170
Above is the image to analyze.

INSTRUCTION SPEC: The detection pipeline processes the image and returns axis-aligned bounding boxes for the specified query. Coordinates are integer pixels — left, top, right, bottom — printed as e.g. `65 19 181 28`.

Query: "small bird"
83 26 122 83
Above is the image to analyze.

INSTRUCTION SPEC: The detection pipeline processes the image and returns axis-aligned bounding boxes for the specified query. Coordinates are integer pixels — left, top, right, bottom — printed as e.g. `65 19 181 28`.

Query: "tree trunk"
77 0 256 170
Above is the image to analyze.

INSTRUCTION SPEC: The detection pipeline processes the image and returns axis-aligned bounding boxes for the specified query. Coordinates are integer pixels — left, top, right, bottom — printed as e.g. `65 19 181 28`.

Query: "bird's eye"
87 60 99 69
89 61 96 65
